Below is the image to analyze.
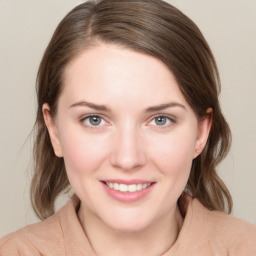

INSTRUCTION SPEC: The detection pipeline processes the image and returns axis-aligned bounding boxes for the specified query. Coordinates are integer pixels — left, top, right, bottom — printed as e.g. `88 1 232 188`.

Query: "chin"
98 209 156 233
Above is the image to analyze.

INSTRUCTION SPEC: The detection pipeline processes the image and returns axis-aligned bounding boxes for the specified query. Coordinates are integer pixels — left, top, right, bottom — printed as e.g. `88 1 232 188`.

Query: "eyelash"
80 114 107 129
147 114 176 128
79 114 176 129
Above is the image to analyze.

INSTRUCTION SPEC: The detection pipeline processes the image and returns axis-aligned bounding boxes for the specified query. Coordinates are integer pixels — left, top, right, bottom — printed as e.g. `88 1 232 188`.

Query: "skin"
43 44 212 256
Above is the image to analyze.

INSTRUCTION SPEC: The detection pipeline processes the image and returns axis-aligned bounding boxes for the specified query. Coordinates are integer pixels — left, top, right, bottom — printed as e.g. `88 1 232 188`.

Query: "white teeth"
106 182 151 192
137 184 143 191
119 184 128 192
142 184 147 189
113 183 119 190
128 184 137 192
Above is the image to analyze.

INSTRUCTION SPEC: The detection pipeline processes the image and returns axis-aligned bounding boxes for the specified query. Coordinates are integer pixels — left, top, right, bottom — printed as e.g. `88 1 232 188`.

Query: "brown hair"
31 0 232 220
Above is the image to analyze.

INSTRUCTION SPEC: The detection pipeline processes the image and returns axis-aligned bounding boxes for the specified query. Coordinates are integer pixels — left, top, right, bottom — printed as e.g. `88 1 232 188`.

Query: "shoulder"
191 198 256 254
0 204 68 256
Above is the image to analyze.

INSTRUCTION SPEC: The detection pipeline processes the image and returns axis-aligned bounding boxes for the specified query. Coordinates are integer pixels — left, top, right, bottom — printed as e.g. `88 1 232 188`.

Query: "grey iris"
89 116 101 126
155 116 167 126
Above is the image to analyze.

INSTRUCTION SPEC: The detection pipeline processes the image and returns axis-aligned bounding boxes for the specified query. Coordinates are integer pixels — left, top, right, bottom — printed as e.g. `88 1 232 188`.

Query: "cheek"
59 128 109 176
149 127 197 176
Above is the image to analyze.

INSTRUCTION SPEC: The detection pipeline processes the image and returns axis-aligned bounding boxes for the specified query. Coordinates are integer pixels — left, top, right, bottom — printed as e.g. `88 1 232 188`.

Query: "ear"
42 103 63 157
193 108 213 158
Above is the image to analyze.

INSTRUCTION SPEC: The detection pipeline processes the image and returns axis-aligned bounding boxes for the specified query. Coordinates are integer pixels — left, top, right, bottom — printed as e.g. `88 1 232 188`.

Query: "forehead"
61 44 188 109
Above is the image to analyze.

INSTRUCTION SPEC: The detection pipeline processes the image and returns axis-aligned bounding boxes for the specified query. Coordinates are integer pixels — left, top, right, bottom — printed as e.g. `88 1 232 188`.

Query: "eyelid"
78 113 176 129
79 113 110 129
146 114 176 127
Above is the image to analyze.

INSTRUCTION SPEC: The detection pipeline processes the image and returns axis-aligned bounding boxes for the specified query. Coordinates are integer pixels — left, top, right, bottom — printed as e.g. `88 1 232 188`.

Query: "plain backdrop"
0 0 255 236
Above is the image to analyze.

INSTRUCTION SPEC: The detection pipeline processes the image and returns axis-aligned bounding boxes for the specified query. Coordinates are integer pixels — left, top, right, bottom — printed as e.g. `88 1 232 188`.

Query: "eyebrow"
145 102 186 112
69 101 186 112
70 101 111 112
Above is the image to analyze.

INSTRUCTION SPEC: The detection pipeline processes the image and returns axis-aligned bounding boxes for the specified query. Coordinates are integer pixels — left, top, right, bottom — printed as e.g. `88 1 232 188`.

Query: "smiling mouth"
103 182 152 192
101 180 156 202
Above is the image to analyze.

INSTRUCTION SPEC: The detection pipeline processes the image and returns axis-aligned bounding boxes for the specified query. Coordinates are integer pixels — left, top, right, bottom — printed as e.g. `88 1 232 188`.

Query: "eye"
148 115 175 127
81 114 107 127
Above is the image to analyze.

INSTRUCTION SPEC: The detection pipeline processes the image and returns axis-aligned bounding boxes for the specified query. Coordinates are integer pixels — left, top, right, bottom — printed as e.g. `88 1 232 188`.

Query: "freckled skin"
44 44 211 235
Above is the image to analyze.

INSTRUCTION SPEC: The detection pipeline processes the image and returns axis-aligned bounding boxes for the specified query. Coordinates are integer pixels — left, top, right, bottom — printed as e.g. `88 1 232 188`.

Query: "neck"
78 203 183 256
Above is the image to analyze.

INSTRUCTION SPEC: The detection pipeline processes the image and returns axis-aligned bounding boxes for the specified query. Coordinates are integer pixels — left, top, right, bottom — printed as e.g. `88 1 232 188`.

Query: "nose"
110 125 147 171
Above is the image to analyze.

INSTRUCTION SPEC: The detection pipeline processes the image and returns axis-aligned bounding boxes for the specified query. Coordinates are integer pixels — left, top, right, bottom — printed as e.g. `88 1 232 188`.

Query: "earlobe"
42 103 63 157
194 108 213 158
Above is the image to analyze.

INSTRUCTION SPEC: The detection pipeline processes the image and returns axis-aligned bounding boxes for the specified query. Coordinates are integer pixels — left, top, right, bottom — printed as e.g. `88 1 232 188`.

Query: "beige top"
1 195 256 256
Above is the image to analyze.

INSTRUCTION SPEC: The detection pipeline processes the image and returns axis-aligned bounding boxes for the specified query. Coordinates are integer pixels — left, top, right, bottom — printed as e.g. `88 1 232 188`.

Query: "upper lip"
101 179 155 185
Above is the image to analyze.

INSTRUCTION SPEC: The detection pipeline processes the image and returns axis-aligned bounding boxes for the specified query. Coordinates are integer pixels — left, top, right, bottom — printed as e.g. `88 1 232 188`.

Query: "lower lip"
101 182 156 203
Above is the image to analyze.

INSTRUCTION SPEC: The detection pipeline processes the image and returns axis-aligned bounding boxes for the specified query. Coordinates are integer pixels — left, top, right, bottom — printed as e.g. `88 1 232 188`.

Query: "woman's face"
44 44 211 232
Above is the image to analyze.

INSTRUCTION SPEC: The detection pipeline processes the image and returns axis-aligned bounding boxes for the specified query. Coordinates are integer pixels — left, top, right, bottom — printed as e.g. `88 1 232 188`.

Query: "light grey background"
0 0 255 236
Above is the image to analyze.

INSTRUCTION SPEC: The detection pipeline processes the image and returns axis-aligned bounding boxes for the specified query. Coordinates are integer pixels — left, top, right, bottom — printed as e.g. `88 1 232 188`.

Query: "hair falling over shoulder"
31 0 232 220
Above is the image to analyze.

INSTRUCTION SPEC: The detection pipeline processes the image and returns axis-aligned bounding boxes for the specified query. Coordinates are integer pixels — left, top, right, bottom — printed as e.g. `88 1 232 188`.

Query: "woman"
1 0 255 255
